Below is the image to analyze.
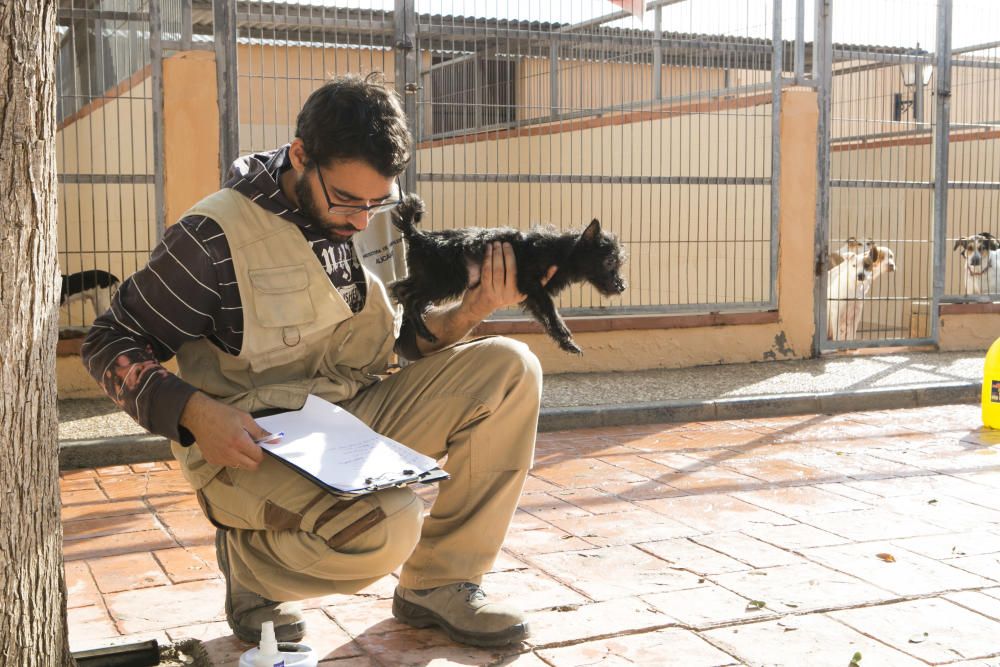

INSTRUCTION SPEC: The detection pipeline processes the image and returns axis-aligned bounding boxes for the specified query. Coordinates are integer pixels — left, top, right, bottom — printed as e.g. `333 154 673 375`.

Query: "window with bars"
428 55 516 135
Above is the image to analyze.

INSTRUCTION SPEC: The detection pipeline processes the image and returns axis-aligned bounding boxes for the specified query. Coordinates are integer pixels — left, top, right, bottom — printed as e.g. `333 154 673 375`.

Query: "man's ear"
582 219 602 242
287 138 310 174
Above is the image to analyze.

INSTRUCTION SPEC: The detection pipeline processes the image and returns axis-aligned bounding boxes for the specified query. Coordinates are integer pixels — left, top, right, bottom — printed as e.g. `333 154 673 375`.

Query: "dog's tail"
391 193 425 238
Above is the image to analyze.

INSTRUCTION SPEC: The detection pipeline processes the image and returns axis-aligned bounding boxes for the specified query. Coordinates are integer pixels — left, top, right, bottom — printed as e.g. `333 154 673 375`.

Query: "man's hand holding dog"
179 391 270 471
415 241 556 355
463 242 554 320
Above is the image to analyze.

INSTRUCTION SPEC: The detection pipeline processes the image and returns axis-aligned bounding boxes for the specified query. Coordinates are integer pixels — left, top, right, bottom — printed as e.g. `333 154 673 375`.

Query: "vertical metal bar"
652 6 662 100
795 0 805 83
180 0 192 51
813 0 832 353
914 61 925 123
930 0 953 344
394 0 417 193
214 0 239 186
150 0 165 240
770 0 783 309
549 42 558 119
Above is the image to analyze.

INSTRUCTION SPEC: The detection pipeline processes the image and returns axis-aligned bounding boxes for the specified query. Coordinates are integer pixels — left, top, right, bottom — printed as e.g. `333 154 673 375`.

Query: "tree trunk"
0 0 71 664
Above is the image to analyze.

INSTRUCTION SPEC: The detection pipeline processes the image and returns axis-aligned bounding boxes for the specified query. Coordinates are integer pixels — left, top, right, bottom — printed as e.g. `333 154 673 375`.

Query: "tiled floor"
63 404 1000 666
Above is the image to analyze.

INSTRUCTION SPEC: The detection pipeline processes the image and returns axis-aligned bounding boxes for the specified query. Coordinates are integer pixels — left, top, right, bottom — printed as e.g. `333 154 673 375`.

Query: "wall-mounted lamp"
892 49 934 122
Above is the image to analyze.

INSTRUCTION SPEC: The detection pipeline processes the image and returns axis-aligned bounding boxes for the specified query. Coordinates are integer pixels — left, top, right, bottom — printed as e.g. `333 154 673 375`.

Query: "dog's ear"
984 232 1000 250
868 243 879 262
581 219 602 242
954 237 967 252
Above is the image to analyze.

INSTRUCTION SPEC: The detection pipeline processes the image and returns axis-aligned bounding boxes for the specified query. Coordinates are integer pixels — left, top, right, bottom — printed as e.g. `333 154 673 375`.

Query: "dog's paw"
558 339 583 355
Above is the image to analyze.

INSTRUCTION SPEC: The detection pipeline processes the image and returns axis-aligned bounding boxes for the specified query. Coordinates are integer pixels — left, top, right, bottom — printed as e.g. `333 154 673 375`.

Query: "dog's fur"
388 194 627 354
61 269 119 316
953 232 1000 297
826 238 895 341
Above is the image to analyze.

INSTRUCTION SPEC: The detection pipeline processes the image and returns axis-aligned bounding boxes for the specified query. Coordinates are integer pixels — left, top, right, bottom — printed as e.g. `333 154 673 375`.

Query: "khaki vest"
171 188 398 488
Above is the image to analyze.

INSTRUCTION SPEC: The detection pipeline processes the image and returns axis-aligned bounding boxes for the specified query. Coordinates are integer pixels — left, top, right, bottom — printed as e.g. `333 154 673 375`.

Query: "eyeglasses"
314 165 401 217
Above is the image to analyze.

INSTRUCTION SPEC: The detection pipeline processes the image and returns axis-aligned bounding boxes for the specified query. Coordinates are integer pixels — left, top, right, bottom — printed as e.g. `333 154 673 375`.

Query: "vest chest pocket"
248 265 316 329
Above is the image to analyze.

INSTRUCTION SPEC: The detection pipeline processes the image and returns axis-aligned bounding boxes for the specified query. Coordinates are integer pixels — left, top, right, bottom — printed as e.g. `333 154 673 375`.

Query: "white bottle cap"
260 620 279 658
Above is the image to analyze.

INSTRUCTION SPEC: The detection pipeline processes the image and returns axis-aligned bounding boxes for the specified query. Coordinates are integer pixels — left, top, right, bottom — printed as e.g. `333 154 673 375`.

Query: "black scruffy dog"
389 193 627 354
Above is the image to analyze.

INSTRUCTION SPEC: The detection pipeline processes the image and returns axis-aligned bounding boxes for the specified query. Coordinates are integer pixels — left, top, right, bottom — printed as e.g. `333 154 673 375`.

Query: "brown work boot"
392 582 529 647
215 528 305 643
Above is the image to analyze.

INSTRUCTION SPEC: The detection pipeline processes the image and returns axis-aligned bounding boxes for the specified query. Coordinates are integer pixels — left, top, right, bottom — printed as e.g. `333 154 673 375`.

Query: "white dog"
827 239 896 341
953 232 1000 297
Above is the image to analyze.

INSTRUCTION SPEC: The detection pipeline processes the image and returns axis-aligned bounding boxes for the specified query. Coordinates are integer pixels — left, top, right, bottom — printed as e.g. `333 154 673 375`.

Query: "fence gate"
816 0 1000 352
55 0 168 330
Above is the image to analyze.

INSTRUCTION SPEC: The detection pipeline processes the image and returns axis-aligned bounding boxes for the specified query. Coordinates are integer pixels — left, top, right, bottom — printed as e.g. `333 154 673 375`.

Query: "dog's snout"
971 254 982 266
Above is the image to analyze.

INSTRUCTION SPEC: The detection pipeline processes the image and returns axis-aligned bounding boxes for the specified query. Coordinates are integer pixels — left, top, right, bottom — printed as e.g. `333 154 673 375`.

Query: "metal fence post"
770 0 783 309
394 0 418 192
930 0 953 343
214 0 239 186
813 0 832 354
150 0 165 239
795 0 805 84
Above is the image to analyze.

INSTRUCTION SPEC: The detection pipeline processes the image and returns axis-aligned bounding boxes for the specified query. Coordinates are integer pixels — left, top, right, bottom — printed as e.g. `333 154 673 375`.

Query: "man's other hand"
179 391 270 471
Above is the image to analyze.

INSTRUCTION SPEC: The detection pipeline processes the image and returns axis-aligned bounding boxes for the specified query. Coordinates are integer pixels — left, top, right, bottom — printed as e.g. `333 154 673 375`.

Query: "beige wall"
163 51 221 227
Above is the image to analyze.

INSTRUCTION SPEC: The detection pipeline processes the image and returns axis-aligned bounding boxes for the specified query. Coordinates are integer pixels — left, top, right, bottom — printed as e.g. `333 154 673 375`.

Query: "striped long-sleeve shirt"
80 145 382 444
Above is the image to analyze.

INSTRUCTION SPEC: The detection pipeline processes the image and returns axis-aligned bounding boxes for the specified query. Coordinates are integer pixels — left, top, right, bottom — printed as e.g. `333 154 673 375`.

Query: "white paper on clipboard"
255 394 444 495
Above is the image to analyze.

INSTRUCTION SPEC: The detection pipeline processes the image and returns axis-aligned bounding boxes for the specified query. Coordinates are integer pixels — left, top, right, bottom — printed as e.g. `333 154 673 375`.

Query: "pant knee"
336 487 423 575
466 336 543 399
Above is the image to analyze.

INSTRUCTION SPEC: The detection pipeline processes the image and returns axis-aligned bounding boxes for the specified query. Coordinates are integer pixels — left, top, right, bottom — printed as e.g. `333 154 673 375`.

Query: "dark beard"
294 174 355 244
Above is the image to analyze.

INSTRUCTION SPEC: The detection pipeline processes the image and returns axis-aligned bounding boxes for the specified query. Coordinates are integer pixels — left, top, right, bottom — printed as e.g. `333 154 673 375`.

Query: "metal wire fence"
223 0 783 317
56 0 997 344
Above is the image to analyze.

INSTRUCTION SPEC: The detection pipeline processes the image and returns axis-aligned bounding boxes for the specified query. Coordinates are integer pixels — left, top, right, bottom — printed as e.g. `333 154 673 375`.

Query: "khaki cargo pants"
196 336 542 601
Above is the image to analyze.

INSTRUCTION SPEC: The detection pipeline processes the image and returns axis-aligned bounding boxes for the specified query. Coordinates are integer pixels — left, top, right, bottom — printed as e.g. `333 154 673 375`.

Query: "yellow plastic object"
983 337 1000 429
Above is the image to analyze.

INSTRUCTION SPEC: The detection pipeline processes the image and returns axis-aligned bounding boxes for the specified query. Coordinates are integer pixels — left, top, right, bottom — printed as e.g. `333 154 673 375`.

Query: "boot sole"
392 592 529 648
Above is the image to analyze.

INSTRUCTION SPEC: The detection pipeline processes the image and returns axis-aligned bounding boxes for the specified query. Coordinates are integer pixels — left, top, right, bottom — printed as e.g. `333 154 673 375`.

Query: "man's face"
294 158 397 244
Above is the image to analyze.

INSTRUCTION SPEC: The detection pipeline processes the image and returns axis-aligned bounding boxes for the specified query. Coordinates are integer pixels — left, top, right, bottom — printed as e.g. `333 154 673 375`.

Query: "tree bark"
0 0 71 664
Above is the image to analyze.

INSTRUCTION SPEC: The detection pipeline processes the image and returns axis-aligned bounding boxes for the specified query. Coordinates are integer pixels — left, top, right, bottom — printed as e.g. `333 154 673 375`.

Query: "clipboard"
254 395 449 498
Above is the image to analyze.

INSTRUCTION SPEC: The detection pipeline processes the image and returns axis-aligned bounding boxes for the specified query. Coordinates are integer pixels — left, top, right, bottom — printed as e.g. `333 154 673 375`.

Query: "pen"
254 431 284 444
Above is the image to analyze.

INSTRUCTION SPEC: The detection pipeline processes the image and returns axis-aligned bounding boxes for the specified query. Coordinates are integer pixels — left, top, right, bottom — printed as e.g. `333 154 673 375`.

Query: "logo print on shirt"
320 243 363 312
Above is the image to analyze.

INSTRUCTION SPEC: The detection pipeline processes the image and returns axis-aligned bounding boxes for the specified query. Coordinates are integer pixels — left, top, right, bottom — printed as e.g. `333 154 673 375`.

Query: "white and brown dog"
827 238 896 341
953 232 1000 297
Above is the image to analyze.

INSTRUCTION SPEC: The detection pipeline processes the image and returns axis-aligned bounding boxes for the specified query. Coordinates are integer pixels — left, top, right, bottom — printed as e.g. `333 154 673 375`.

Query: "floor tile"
63 529 177 561
638 537 750 576
88 552 170 593
527 544 702 601
65 560 102 609
643 583 774 629
831 598 1000 663
527 597 674 647
638 494 794 533
796 507 945 541
802 540 992 596
708 561 894 613
734 485 871 518
701 612 926 667
153 547 219 583
104 579 226 634
692 532 804 569
537 627 740 666
545 507 696 547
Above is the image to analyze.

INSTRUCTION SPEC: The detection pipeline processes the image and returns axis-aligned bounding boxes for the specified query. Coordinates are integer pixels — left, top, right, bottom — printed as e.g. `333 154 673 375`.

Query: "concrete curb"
59 381 980 470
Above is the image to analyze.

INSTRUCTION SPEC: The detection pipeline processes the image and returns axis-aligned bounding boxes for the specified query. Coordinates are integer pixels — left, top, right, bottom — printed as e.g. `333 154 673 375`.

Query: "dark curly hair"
295 72 411 177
